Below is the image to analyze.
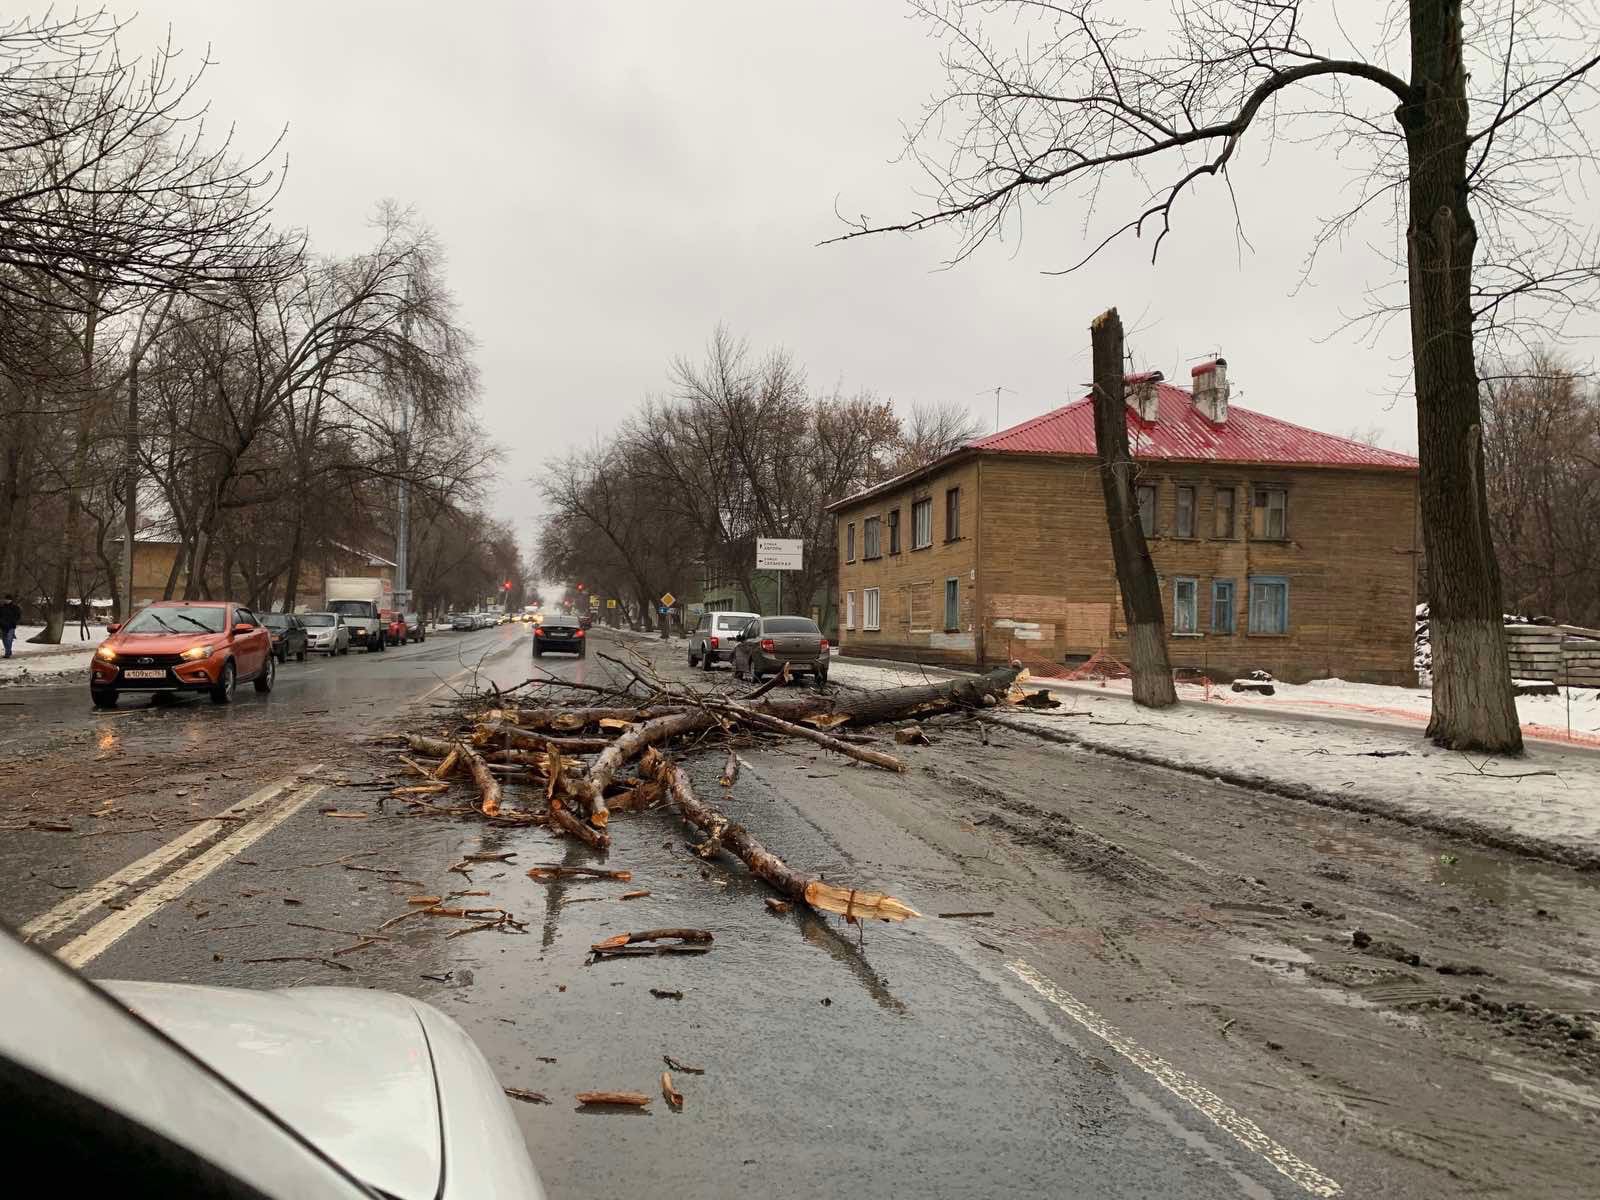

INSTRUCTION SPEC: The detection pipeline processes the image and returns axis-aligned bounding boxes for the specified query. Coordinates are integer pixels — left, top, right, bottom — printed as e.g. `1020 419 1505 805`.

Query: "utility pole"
977 384 1015 432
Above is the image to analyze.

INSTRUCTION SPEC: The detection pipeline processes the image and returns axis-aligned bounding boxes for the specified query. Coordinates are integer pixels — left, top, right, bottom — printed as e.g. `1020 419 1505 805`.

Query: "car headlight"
180 644 214 661
95 645 117 661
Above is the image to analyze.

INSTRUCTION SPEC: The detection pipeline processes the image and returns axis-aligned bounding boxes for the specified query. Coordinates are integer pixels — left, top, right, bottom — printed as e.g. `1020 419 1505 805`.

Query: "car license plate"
123 669 165 679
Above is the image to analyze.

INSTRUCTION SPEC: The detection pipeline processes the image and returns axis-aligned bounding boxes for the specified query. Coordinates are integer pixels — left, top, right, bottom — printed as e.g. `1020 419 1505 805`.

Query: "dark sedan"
261 613 309 663
532 615 585 658
730 615 829 684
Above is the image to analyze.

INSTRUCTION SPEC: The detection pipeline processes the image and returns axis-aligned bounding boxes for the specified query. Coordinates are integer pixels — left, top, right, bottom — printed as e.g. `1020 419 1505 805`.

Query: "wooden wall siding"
835 459 980 664
837 452 1417 682
976 455 1417 683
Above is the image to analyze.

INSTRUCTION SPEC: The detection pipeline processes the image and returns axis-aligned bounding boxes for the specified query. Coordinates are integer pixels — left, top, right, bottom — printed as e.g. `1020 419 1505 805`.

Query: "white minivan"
687 609 760 670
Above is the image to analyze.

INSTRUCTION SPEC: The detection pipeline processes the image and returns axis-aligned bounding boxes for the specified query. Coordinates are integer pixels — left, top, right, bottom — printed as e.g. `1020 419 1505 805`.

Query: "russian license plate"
123 669 166 680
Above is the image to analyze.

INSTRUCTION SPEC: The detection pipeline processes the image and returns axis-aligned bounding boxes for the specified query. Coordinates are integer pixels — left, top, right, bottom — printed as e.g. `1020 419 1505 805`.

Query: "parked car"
405 611 425 641
89 601 275 708
532 613 585 658
261 613 309 663
688 609 760 671
301 611 351 655
0 927 547 1199
450 611 475 631
382 610 408 646
729 615 830 684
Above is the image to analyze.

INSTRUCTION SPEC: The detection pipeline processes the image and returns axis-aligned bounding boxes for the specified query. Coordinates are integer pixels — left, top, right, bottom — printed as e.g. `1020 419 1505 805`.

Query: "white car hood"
105 981 441 1200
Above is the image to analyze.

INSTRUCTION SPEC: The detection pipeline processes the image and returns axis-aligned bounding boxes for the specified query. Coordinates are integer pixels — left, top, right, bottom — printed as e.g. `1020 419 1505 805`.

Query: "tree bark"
645 749 918 921
752 663 1022 727
1403 0 1522 753
1089 308 1176 708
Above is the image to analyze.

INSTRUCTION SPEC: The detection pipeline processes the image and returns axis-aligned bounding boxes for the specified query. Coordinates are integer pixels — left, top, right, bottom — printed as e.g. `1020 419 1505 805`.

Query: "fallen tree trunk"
458 743 502 818
570 708 721 828
502 705 685 732
476 724 613 754
644 749 919 922
710 702 906 772
548 802 608 851
752 664 1022 728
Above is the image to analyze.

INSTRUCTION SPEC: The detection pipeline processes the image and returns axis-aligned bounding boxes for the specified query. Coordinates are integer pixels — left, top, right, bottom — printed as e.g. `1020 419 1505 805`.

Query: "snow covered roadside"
0 645 99 686
0 624 106 657
829 658 1600 868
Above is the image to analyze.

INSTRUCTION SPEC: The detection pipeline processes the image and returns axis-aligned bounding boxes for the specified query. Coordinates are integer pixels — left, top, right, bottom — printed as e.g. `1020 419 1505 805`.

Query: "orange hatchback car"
89 601 275 709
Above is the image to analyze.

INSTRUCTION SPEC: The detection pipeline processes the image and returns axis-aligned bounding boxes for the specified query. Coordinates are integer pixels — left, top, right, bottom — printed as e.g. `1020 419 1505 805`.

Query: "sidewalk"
0 626 104 687
831 655 1600 869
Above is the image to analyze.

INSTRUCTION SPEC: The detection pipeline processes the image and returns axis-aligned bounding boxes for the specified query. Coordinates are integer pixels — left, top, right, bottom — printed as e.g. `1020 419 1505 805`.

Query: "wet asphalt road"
4 625 1599 1198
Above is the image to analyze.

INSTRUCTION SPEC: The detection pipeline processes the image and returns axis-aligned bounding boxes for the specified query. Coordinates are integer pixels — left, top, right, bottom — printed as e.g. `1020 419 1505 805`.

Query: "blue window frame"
1248 575 1290 634
1211 579 1236 634
1172 577 1198 634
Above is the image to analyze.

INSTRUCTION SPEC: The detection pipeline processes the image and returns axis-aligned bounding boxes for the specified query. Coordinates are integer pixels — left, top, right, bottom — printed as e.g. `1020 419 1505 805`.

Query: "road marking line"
57 778 328 969
1007 958 1342 1198
19 772 317 944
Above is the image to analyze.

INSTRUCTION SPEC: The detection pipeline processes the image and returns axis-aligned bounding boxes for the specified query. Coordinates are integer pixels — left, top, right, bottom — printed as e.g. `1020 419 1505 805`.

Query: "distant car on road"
450 612 475 631
261 613 308 663
730 615 829 684
405 611 425 641
89 600 275 708
1 928 547 1199
688 609 760 671
382 610 408 646
300 611 351 655
532 613 585 658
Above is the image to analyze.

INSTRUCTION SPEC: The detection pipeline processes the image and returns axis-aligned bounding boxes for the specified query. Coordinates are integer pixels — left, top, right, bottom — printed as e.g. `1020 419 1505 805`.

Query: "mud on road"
4 625 1598 1198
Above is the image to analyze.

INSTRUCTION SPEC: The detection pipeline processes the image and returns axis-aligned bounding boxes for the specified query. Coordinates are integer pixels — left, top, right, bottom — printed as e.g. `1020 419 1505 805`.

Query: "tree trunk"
1089 308 1176 708
1403 0 1522 753
754 663 1022 726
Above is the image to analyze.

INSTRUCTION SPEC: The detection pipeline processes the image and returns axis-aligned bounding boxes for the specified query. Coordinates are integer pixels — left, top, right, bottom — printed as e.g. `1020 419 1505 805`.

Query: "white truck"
324 577 388 652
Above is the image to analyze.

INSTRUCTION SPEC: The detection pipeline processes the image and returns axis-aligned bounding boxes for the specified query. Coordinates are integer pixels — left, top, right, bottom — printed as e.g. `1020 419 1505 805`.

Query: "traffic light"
576 581 585 592
503 580 512 590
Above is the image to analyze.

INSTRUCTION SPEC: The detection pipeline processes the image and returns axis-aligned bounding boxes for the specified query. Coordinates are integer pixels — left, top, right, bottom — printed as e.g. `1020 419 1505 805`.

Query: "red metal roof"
970 382 1417 471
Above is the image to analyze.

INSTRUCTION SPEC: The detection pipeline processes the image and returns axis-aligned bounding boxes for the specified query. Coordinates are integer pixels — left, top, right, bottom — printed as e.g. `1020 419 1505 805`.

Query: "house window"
864 515 881 559
863 587 881 631
1175 486 1196 538
846 522 856 562
944 578 960 631
912 498 932 548
1214 487 1236 538
1248 576 1290 634
887 509 900 554
845 590 855 630
1211 579 1236 634
945 487 961 541
1173 578 1198 634
1136 484 1157 537
1251 487 1288 539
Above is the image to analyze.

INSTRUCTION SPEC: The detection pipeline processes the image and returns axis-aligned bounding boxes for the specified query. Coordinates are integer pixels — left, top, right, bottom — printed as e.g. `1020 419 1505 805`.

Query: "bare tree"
1090 309 1176 706
1481 351 1600 624
892 398 986 472
832 0 1600 752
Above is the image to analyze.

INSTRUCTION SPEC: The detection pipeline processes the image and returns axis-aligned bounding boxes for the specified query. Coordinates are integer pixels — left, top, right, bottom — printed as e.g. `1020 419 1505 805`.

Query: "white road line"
19 772 316 944
1007 958 1342 1198
56 778 327 969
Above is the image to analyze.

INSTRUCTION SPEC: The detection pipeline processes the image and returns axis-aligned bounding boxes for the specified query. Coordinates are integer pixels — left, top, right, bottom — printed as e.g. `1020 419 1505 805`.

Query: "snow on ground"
1 625 105 657
1022 673 1600 743
829 657 1600 866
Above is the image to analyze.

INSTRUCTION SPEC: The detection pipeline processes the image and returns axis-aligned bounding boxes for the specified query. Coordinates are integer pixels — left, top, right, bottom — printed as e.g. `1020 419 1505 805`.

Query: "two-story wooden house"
828 361 1420 684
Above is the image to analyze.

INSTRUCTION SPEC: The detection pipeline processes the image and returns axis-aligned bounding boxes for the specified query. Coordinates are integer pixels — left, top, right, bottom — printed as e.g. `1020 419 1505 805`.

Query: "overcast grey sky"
101 1 1574 531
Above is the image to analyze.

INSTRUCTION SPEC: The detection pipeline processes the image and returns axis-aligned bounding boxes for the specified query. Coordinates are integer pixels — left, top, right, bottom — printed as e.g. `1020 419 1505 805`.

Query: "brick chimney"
1125 370 1164 422
1191 357 1229 423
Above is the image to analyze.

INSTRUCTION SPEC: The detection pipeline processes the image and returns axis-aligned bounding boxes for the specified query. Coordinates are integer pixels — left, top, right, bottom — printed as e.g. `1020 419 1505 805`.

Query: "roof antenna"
977 384 1016 433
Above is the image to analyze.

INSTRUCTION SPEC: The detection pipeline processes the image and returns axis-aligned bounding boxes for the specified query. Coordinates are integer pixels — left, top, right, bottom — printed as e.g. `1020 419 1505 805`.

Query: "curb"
986 713 1600 872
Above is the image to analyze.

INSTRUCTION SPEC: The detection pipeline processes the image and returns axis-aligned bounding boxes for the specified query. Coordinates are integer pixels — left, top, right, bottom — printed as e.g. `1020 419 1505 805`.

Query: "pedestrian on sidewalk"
0 594 21 658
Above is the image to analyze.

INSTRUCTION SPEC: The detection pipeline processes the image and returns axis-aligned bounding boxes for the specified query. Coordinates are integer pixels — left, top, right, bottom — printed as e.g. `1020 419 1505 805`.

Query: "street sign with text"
606 598 617 609
756 538 803 571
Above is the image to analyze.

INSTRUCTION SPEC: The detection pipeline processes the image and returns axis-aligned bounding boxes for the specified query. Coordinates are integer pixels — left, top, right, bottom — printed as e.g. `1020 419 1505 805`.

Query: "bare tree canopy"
831 0 1600 753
